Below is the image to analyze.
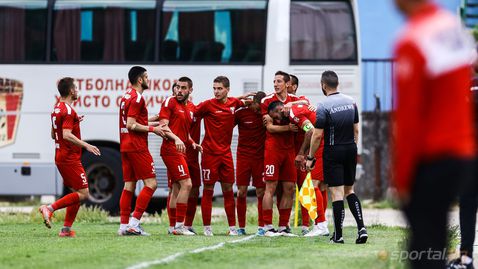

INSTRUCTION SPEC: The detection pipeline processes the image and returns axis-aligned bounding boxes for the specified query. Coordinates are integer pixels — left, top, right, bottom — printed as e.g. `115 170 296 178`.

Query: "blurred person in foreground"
393 0 476 268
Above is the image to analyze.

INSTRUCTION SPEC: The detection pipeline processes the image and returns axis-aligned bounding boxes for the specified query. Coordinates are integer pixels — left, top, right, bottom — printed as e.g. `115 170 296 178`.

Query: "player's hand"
308 105 316 112
289 124 298 132
295 154 306 171
305 159 316 171
86 144 101 156
192 143 203 154
175 139 186 153
153 125 166 137
79 115 84 122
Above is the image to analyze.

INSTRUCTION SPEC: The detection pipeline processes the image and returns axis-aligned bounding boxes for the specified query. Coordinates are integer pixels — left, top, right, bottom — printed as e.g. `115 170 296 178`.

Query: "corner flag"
298 172 317 220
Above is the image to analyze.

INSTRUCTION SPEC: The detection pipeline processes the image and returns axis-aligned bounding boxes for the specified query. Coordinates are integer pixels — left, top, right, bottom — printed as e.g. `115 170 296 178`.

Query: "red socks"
223 190 236 226
201 188 214 226
119 189 133 224
301 205 310 227
63 203 80 227
132 186 154 220
263 209 273 226
237 195 247 228
279 208 292 227
51 192 80 211
314 187 326 223
184 197 197 227
176 202 187 223
169 208 176 227
257 195 264 227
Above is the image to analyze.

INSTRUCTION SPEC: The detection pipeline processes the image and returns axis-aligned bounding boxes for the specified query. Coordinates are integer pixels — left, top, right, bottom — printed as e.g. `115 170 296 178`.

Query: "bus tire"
82 147 123 214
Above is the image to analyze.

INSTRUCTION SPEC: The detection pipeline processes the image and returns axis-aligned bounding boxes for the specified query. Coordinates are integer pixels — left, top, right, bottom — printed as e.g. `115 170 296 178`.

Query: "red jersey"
393 3 476 195
51 102 82 164
186 102 201 161
261 93 300 151
234 106 265 159
292 97 310 153
159 96 193 156
195 97 244 155
119 88 149 152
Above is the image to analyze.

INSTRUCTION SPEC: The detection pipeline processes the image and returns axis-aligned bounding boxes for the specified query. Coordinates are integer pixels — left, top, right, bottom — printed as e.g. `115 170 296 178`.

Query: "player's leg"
277 150 297 236
172 179 194 235
236 156 252 235
185 160 201 233
200 153 219 236
59 187 89 237
278 181 296 236
127 152 157 236
166 172 176 234
219 151 237 235
252 159 265 234
262 180 279 236
255 187 265 231
117 152 136 235
40 163 88 231
305 179 328 237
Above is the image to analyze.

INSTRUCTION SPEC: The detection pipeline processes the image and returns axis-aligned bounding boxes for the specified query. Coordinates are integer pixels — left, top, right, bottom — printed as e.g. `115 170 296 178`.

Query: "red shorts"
121 151 156 182
201 151 234 185
162 154 190 183
187 158 201 187
236 156 265 188
263 149 297 182
57 162 88 190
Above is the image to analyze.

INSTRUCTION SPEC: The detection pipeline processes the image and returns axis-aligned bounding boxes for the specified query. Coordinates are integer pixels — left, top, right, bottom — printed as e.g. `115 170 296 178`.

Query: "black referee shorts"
323 144 357 187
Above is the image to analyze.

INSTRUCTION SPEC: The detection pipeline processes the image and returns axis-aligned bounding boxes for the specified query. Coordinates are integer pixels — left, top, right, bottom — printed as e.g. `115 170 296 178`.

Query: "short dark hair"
213 76 230 88
290 74 299 87
57 77 75 97
128 66 147 85
253 91 266 104
321 70 339 89
178 76 193 88
275 71 290 83
267 100 284 113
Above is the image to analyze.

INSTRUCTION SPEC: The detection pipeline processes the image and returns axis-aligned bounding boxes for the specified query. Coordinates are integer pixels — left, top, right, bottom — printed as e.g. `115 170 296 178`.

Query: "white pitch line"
126 235 256 269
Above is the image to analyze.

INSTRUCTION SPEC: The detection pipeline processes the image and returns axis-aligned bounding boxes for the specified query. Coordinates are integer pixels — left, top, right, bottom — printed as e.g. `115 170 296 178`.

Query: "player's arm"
50 126 55 139
284 100 309 107
158 119 186 153
306 128 324 171
262 115 298 133
295 120 314 169
188 134 203 153
354 123 359 144
126 117 166 137
62 129 101 156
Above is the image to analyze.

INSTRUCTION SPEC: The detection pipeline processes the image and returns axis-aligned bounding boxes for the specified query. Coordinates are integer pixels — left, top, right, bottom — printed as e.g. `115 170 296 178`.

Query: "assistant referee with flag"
306 70 367 244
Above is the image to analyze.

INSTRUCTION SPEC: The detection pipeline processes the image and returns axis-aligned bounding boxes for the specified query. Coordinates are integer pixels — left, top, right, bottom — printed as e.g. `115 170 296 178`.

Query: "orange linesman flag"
299 172 317 220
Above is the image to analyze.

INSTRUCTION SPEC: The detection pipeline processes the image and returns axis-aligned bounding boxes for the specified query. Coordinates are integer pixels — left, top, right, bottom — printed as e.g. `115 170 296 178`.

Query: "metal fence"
362 58 395 112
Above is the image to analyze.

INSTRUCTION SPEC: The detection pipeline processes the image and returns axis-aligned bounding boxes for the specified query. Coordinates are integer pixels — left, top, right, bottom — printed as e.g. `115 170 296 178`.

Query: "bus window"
52 0 156 63
290 0 357 64
161 0 267 64
0 0 47 62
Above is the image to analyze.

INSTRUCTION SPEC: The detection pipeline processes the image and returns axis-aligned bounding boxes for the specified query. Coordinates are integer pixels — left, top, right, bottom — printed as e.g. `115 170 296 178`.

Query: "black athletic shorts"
323 144 357 187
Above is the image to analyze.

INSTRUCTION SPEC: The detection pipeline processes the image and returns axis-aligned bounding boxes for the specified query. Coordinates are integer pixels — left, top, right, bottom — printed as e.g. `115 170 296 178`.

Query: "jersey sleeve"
194 100 209 118
233 97 245 109
127 97 143 119
62 111 74 130
159 97 174 120
315 103 326 129
260 99 268 116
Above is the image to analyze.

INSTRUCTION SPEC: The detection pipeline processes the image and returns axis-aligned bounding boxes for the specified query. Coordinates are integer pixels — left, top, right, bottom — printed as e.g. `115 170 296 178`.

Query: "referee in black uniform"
306 71 368 244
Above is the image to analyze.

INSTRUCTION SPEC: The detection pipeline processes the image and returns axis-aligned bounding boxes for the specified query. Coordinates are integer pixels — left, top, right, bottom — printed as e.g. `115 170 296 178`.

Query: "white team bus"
0 0 361 213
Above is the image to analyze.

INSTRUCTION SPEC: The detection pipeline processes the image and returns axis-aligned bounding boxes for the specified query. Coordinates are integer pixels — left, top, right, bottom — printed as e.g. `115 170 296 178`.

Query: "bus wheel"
82 147 123 214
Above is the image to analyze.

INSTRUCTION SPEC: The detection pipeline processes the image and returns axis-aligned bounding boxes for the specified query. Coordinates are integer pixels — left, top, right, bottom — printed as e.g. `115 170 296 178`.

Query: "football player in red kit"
118 66 166 236
39 77 101 237
194 76 250 236
234 91 267 235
